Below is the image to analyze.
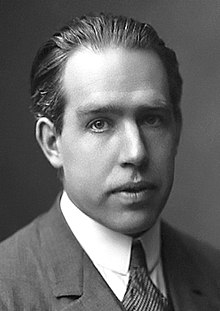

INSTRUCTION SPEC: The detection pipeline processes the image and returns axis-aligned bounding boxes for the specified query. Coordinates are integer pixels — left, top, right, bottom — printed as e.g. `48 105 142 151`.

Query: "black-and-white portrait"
0 1 219 309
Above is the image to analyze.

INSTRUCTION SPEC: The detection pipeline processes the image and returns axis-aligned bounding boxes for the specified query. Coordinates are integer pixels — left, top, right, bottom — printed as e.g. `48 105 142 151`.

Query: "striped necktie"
122 240 169 311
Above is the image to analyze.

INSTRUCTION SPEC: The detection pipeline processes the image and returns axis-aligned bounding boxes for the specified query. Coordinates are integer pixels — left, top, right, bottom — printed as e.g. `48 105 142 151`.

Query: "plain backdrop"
0 0 220 248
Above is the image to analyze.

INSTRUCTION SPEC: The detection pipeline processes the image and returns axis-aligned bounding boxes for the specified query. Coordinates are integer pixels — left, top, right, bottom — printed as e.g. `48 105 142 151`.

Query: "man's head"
31 14 182 133
32 14 183 236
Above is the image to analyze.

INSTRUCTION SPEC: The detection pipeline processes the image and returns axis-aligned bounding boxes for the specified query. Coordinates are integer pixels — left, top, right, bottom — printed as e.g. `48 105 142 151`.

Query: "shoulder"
161 221 220 276
0 211 53 309
0 198 84 309
0 198 65 277
0 207 56 281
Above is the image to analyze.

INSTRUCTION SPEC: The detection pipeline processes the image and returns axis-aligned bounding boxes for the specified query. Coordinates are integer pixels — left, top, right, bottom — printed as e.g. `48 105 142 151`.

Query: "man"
0 13 219 310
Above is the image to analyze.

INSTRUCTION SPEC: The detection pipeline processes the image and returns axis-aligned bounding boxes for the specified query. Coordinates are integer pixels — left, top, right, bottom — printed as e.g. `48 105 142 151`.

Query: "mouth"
111 181 156 193
110 181 157 204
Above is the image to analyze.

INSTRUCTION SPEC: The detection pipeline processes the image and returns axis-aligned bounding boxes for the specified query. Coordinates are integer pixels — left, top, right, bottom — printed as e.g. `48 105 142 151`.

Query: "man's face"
57 47 180 235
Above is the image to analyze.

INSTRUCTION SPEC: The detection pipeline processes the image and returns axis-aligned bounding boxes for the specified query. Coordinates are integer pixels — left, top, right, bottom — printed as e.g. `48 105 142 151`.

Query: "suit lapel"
40 199 124 311
51 253 124 311
161 222 220 311
78 254 124 311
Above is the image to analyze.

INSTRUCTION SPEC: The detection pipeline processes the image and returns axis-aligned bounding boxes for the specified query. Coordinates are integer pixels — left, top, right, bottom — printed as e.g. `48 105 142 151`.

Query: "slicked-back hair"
30 13 183 134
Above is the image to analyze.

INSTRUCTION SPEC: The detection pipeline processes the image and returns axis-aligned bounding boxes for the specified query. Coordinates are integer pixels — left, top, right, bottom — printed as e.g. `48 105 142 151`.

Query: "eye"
88 119 110 132
143 115 163 127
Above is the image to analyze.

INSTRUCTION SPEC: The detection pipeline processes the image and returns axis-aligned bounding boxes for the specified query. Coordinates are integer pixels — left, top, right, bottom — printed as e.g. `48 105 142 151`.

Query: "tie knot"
130 240 147 270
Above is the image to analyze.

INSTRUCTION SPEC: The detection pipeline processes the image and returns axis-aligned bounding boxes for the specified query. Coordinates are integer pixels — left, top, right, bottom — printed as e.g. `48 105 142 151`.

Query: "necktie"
122 240 169 311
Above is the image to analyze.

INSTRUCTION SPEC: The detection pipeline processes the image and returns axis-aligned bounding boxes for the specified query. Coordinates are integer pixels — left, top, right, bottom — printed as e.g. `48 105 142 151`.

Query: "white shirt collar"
60 191 161 275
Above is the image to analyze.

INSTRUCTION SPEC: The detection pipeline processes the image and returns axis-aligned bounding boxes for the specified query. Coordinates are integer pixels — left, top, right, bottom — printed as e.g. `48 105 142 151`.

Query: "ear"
174 118 182 156
36 117 63 168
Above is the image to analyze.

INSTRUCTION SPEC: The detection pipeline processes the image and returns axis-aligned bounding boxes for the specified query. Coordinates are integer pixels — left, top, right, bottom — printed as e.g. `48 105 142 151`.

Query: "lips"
111 181 156 194
109 181 157 204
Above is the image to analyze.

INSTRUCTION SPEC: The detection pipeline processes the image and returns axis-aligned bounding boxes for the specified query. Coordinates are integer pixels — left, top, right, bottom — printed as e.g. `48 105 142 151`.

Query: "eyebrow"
76 103 124 117
76 99 171 117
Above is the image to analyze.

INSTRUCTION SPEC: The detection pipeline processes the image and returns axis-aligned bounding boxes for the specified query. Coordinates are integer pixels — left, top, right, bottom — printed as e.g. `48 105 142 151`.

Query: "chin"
110 213 158 236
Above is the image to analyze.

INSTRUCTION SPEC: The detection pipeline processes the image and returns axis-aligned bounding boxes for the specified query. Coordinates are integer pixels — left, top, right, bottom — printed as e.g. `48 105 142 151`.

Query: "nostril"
120 154 149 169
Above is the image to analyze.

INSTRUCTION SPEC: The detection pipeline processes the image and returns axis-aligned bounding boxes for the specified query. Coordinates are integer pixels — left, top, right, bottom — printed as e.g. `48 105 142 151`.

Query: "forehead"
62 47 170 111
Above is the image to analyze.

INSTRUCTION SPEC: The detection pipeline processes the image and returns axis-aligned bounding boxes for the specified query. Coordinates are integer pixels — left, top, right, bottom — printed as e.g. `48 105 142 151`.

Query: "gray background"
1 0 220 248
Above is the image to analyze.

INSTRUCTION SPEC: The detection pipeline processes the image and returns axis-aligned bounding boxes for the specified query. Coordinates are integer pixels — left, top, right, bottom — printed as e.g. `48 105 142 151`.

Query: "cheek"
150 136 177 175
61 136 116 181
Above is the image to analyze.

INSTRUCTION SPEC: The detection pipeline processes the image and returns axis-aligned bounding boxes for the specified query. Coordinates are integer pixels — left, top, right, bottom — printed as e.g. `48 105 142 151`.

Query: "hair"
30 13 183 134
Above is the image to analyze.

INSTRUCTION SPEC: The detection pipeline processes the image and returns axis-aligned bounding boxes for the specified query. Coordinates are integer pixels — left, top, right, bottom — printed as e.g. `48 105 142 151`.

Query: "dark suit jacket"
0 199 219 310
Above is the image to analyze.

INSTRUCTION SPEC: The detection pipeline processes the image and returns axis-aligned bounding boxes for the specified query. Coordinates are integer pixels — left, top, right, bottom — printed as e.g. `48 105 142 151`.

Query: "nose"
119 121 148 168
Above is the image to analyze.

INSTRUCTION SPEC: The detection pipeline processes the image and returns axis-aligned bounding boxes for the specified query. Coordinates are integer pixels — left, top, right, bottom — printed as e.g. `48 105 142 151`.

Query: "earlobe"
36 118 63 168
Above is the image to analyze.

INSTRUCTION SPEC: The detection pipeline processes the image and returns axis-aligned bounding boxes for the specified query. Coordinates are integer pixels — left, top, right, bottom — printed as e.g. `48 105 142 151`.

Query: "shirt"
60 191 167 301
